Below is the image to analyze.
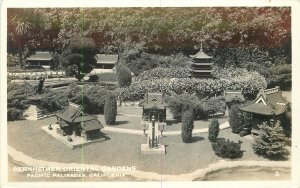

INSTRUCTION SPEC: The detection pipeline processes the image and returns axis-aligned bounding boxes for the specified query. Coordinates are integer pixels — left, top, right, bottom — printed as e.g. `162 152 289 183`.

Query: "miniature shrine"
139 93 168 154
223 90 245 108
25 51 53 69
239 86 289 134
189 43 214 79
55 102 103 141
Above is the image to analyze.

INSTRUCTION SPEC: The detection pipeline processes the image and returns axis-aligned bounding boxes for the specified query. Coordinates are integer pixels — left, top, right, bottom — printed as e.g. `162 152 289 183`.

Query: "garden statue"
37 77 45 94
48 124 53 130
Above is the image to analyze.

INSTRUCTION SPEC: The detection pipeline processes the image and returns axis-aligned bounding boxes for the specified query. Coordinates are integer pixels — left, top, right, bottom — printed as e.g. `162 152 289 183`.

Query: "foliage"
7 82 36 121
104 92 118 125
208 119 220 142
41 83 109 114
229 105 244 134
269 64 291 90
60 38 97 80
212 138 244 159
181 110 194 143
201 96 226 118
253 121 288 159
116 63 132 87
136 66 189 81
117 69 267 101
94 72 117 82
123 52 190 75
240 112 253 136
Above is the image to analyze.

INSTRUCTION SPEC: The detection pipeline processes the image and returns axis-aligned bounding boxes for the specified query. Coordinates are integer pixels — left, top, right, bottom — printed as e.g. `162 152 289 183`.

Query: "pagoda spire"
200 41 203 52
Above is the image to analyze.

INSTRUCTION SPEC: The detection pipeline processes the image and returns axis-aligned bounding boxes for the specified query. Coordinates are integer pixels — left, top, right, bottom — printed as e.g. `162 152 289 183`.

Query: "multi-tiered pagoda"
189 43 213 79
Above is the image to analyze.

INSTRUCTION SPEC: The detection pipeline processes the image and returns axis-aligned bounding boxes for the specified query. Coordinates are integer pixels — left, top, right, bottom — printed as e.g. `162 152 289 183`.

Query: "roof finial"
200 42 203 52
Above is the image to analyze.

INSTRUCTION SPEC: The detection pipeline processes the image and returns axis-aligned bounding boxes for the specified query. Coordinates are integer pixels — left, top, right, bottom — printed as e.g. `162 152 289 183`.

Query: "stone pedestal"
23 105 53 120
141 144 166 155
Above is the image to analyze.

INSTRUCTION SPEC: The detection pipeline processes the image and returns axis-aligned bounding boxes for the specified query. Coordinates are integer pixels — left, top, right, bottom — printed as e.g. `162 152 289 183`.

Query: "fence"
8 70 66 80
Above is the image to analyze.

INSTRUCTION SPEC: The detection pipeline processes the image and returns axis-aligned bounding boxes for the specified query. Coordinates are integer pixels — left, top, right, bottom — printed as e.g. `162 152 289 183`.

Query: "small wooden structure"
189 43 213 79
223 90 245 108
139 92 168 124
239 86 289 133
93 54 118 73
55 103 103 140
25 52 53 69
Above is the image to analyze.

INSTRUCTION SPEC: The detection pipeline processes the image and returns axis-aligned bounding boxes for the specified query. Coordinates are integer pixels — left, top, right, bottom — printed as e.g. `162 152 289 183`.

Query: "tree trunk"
18 49 23 69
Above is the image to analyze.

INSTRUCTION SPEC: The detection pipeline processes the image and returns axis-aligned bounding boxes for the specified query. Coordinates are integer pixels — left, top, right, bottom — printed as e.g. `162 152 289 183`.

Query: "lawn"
8 117 289 176
100 106 229 131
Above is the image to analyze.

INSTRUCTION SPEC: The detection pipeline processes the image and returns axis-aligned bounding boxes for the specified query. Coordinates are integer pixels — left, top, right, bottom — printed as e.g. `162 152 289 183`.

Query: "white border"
1 0 300 188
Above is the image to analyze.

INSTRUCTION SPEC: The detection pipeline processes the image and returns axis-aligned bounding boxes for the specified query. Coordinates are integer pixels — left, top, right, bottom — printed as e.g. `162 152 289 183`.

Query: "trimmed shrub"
7 108 23 121
212 138 244 159
208 119 220 142
229 105 244 134
253 121 288 159
116 63 132 87
104 92 118 125
181 110 194 143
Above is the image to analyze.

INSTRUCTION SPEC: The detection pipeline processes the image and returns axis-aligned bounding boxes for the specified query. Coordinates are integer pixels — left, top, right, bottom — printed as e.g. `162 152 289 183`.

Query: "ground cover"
8 117 289 175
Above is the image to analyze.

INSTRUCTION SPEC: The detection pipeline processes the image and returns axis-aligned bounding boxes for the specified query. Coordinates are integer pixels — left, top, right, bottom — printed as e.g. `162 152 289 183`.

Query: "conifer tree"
181 110 194 143
253 121 288 159
208 119 220 142
229 105 243 134
104 93 118 125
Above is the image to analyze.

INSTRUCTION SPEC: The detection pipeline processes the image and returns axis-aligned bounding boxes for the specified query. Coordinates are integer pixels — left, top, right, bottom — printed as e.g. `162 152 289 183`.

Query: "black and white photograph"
1 0 299 187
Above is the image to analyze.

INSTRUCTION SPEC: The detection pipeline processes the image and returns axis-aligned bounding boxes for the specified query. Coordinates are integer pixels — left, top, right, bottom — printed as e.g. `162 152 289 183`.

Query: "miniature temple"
139 93 168 155
223 90 245 108
55 103 103 141
25 51 53 69
239 86 289 133
189 43 213 79
93 54 118 73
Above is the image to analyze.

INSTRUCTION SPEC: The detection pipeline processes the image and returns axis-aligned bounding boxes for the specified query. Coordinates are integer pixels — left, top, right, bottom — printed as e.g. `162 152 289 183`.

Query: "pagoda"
189 43 213 78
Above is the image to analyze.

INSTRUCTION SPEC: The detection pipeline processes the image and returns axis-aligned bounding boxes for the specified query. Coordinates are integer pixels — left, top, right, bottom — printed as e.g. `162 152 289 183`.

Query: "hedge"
116 71 266 101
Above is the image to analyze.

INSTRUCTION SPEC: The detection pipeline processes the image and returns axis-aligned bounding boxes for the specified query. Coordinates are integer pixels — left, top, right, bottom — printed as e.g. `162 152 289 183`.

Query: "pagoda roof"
139 92 169 109
26 52 52 61
190 49 212 59
95 54 118 64
223 90 245 103
81 119 103 131
188 68 212 73
239 87 288 116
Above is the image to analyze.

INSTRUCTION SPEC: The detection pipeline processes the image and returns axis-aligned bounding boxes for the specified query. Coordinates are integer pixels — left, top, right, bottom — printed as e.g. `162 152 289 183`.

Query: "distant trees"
116 63 132 87
253 121 288 159
104 93 118 125
181 110 194 143
208 119 220 142
60 38 97 81
229 105 244 134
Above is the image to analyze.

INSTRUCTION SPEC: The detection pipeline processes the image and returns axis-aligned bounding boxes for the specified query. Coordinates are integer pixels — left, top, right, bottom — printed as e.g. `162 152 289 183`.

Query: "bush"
7 83 36 121
104 93 118 125
136 66 189 81
208 119 220 142
95 72 117 82
229 105 244 134
165 92 202 120
212 138 244 159
116 63 132 87
181 110 194 143
7 108 23 121
253 121 288 159
116 69 267 101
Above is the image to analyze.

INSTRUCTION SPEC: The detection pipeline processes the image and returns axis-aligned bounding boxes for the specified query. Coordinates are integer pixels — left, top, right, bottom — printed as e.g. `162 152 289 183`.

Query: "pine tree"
208 119 220 142
181 110 194 143
104 93 118 125
253 121 288 159
229 105 243 134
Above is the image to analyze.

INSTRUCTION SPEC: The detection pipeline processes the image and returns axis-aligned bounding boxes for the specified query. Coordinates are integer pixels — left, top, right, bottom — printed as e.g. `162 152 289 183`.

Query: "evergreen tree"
253 121 288 159
116 63 132 87
208 119 220 142
229 105 243 134
181 110 194 143
104 93 118 125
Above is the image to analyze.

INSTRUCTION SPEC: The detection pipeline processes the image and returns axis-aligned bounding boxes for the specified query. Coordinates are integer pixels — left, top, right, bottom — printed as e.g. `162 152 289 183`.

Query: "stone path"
102 121 230 135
